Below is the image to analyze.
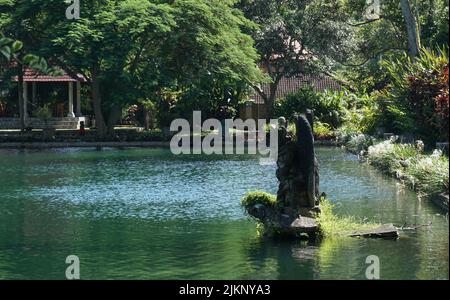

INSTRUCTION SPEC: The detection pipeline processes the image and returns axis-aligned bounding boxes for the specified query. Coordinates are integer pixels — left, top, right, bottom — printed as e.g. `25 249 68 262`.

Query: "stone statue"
277 115 320 216
245 115 398 239
245 113 321 238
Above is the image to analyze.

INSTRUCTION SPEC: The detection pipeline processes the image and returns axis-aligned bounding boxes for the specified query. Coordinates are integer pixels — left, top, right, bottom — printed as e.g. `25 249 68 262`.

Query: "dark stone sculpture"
245 116 400 239
277 115 320 216
245 114 321 238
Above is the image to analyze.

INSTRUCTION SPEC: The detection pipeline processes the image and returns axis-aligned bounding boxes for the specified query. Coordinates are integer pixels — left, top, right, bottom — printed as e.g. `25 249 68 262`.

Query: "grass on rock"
315 199 379 238
242 191 380 238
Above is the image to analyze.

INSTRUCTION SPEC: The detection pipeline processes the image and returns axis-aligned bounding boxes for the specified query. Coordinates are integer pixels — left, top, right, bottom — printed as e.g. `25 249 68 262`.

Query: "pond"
0 147 448 280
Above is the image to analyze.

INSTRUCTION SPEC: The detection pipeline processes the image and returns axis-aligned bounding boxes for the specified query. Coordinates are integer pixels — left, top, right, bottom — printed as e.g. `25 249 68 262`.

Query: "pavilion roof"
251 74 341 104
11 67 87 83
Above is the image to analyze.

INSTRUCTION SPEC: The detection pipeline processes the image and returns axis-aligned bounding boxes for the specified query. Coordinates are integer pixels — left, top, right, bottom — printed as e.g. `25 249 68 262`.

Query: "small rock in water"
290 217 319 234
349 224 399 239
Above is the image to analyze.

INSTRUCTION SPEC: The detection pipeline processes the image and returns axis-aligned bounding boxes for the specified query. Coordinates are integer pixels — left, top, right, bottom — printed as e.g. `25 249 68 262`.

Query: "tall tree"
1 32 56 131
400 0 421 57
2 0 265 136
332 0 448 91
159 0 265 123
238 0 355 118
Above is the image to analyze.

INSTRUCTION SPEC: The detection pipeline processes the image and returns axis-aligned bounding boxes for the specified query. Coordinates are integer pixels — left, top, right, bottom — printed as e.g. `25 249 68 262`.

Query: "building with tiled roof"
240 74 341 120
0 66 88 129
11 67 87 83
251 75 341 104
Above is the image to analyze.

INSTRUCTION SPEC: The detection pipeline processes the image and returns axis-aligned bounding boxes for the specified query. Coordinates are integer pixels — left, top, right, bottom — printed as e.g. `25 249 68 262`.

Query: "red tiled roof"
11 67 87 83
252 75 341 104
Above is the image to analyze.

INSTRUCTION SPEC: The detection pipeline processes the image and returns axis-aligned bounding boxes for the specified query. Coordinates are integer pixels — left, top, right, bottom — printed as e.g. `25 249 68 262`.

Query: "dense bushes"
303 47 450 148
273 87 344 128
314 122 334 140
273 87 382 136
367 138 449 197
381 47 449 144
336 131 375 154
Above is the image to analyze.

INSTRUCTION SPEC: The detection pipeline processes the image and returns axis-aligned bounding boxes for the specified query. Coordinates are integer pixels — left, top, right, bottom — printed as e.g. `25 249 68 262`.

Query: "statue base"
247 204 320 239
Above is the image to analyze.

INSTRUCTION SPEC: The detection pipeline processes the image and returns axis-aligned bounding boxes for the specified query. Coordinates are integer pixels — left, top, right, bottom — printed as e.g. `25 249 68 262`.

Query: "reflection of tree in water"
243 238 320 280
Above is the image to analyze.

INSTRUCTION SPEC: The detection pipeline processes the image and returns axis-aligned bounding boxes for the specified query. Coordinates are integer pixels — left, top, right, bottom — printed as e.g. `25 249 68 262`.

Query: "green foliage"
328 49 450 145
380 47 449 143
314 90 381 135
340 100 379 134
139 99 157 112
367 140 449 197
406 153 449 197
274 87 343 128
237 0 361 117
153 0 266 124
2 0 265 134
273 87 320 120
33 105 52 124
314 121 334 140
345 134 375 154
337 0 449 93
0 36 21 61
0 35 56 75
241 191 277 211
316 198 379 238
374 92 415 134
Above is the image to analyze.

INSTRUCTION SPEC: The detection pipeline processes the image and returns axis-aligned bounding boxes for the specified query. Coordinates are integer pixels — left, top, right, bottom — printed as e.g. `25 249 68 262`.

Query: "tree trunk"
265 79 281 120
265 94 276 121
106 105 122 136
17 62 25 132
144 107 150 131
91 70 107 138
400 0 420 58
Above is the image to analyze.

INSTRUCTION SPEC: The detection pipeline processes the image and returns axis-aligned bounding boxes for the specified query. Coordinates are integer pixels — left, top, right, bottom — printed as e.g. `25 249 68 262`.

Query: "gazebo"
0 67 88 130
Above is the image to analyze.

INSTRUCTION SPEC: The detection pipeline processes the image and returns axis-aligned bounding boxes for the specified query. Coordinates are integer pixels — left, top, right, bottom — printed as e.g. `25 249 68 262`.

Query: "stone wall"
0 117 89 130
239 102 267 121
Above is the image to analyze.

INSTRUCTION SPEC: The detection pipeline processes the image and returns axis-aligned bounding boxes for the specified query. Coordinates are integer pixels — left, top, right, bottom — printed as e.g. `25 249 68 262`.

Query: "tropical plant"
314 121 334 140
382 47 449 143
274 87 344 128
367 139 449 197
0 36 22 62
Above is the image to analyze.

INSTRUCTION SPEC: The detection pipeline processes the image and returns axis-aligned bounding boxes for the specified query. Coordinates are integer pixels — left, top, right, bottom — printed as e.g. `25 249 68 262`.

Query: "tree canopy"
1 0 265 135
1 0 448 131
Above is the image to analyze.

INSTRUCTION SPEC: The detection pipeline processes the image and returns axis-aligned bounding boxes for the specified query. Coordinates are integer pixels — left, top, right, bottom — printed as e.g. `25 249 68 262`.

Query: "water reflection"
0 147 448 279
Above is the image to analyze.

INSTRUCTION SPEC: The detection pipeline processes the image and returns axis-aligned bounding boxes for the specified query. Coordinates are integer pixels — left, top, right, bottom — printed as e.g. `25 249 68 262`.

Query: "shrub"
335 126 375 153
34 105 52 125
273 87 320 120
316 199 379 237
334 125 361 144
343 92 383 133
367 139 449 196
346 134 375 154
376 93 416 135
368 140 417 175
241 191 277 211
314 121 334 140
405 150 449 196
382 47 449 143
316 90 347 128
273 87 343 128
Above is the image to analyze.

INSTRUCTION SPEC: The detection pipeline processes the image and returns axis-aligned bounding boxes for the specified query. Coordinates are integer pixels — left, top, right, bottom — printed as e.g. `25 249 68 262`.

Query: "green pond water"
0 147 448 280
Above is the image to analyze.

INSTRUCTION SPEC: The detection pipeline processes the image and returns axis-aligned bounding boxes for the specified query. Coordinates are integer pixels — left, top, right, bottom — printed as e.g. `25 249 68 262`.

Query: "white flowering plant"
367 139 449 196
